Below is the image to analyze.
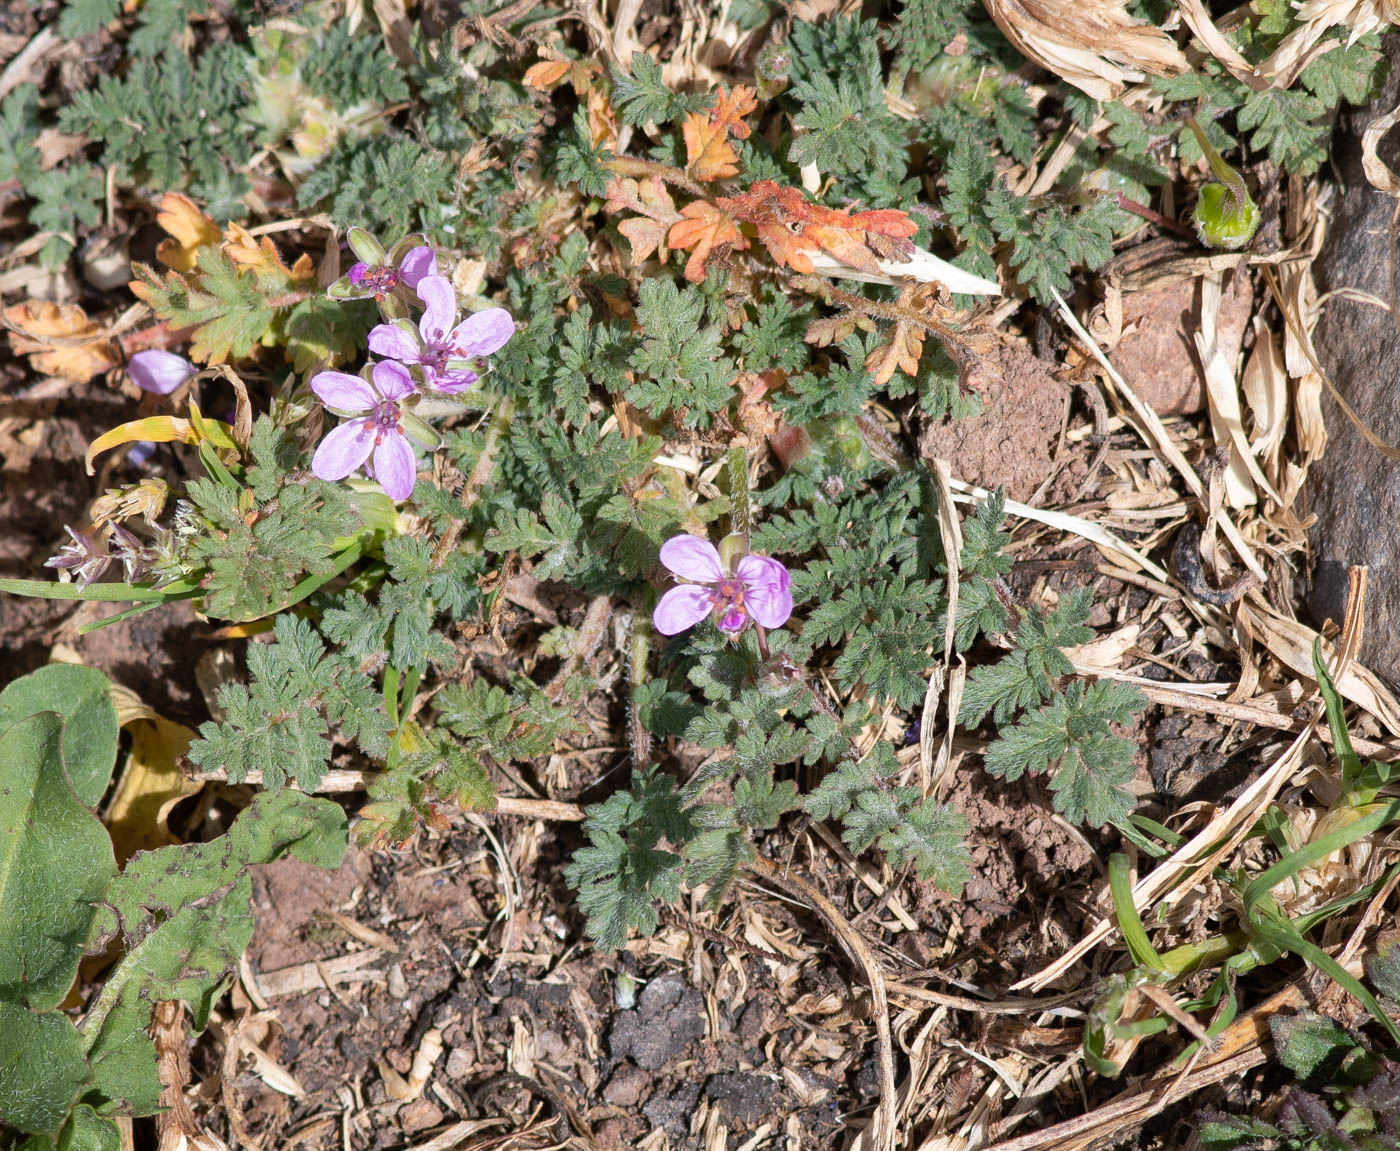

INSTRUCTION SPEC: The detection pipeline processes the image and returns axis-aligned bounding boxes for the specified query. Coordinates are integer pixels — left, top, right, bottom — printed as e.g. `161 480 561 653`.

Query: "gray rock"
1307 39 1400 682
643 1081 702 1135
606 973 706 1070
705 1071 780 1126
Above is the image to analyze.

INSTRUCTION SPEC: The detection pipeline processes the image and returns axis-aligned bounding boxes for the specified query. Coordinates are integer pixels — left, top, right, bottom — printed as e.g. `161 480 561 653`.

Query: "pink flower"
310 360 422 501
345 244 435 300
128 349 196 395
652 535 793 636
368 276 514 394
328 230 437 310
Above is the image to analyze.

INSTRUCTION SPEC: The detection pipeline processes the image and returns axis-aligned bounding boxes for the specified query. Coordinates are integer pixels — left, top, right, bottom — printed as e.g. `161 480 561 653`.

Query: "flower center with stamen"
351 264 401 299
369 398 403 444
712 578 748 632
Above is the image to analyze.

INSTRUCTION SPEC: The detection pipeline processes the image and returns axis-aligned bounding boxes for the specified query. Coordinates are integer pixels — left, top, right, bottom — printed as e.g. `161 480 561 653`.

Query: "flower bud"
128 349 197 395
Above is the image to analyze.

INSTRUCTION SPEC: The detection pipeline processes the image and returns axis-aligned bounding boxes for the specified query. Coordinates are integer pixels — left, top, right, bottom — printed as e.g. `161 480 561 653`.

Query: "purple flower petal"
347 261 371 286
416 276 459 343
653 585 715 635
744 581 793 629
449 307 514 357
717 606 748 633
736 554 790 595
659 535 724 583
398 246 435 288
371 358 417 401
371 432 418 501
737 555 793 629
128 349 197 395
312 419 375 481
430 367 480 395
311 370 376 412
368 323 422 364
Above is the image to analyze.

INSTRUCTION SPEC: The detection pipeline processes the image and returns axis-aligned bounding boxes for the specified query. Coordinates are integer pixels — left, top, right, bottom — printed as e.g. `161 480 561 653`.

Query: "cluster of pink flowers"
310 234 514 501
124 231 515 504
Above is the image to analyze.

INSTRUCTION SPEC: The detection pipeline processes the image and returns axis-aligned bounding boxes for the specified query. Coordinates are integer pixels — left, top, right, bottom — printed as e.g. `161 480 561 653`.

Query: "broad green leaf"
57 1104 122 1151
0 712 117 1010
0 1002 89 1135
79 791 348 1113
18 1104 124 1151
0 664 118 806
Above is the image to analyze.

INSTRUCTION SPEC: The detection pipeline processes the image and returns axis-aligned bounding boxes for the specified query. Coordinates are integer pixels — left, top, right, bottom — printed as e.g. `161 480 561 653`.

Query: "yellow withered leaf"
222 221 315 281
155 191 222 272
106 715 202 864
85 415 200 475
5 300 120 383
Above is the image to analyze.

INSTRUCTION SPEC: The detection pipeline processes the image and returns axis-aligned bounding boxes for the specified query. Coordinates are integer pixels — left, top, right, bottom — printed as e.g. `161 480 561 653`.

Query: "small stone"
444 1046 474 1080
643 1082 702 1135
705 1072 780 1126
607 974 706 1071
1109 272 1252 417
602 1062 650 1107
594 1118 628 1149
387 963 408 999
398 1099 443 1134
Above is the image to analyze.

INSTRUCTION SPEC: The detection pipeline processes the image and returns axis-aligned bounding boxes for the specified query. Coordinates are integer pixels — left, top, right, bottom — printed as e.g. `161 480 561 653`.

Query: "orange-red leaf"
5 301 120 383
718 180 918 274
682 112 741 182
865 319 924 387
523 59 571 89
222 221 315 282
710 85 757 141
668 201 745 283
605 176 682 264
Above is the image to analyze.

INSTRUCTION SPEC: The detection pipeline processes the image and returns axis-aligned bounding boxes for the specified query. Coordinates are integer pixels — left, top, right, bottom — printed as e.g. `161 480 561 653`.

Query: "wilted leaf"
804 311 874 348
523 59 571 89
606 176 682 264
221 222 314 282
719 180 918 274
710 85 757 141
586 87 619 148
154 192 221 273
85 416 199 476
866 319 925 387
105 716 201 864
668 201 745 283
682 112 741 182
5 301 120 383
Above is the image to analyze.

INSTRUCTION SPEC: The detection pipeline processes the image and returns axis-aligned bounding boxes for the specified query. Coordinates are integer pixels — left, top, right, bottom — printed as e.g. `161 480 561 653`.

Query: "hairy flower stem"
628 613 652 768
1111 193 1193 238
791 275 966 345
726 445 751 544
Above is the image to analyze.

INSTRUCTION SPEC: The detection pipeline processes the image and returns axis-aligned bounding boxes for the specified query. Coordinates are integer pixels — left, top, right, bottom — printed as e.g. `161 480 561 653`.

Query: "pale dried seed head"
982 0 1188 101
1258 0 1400 84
